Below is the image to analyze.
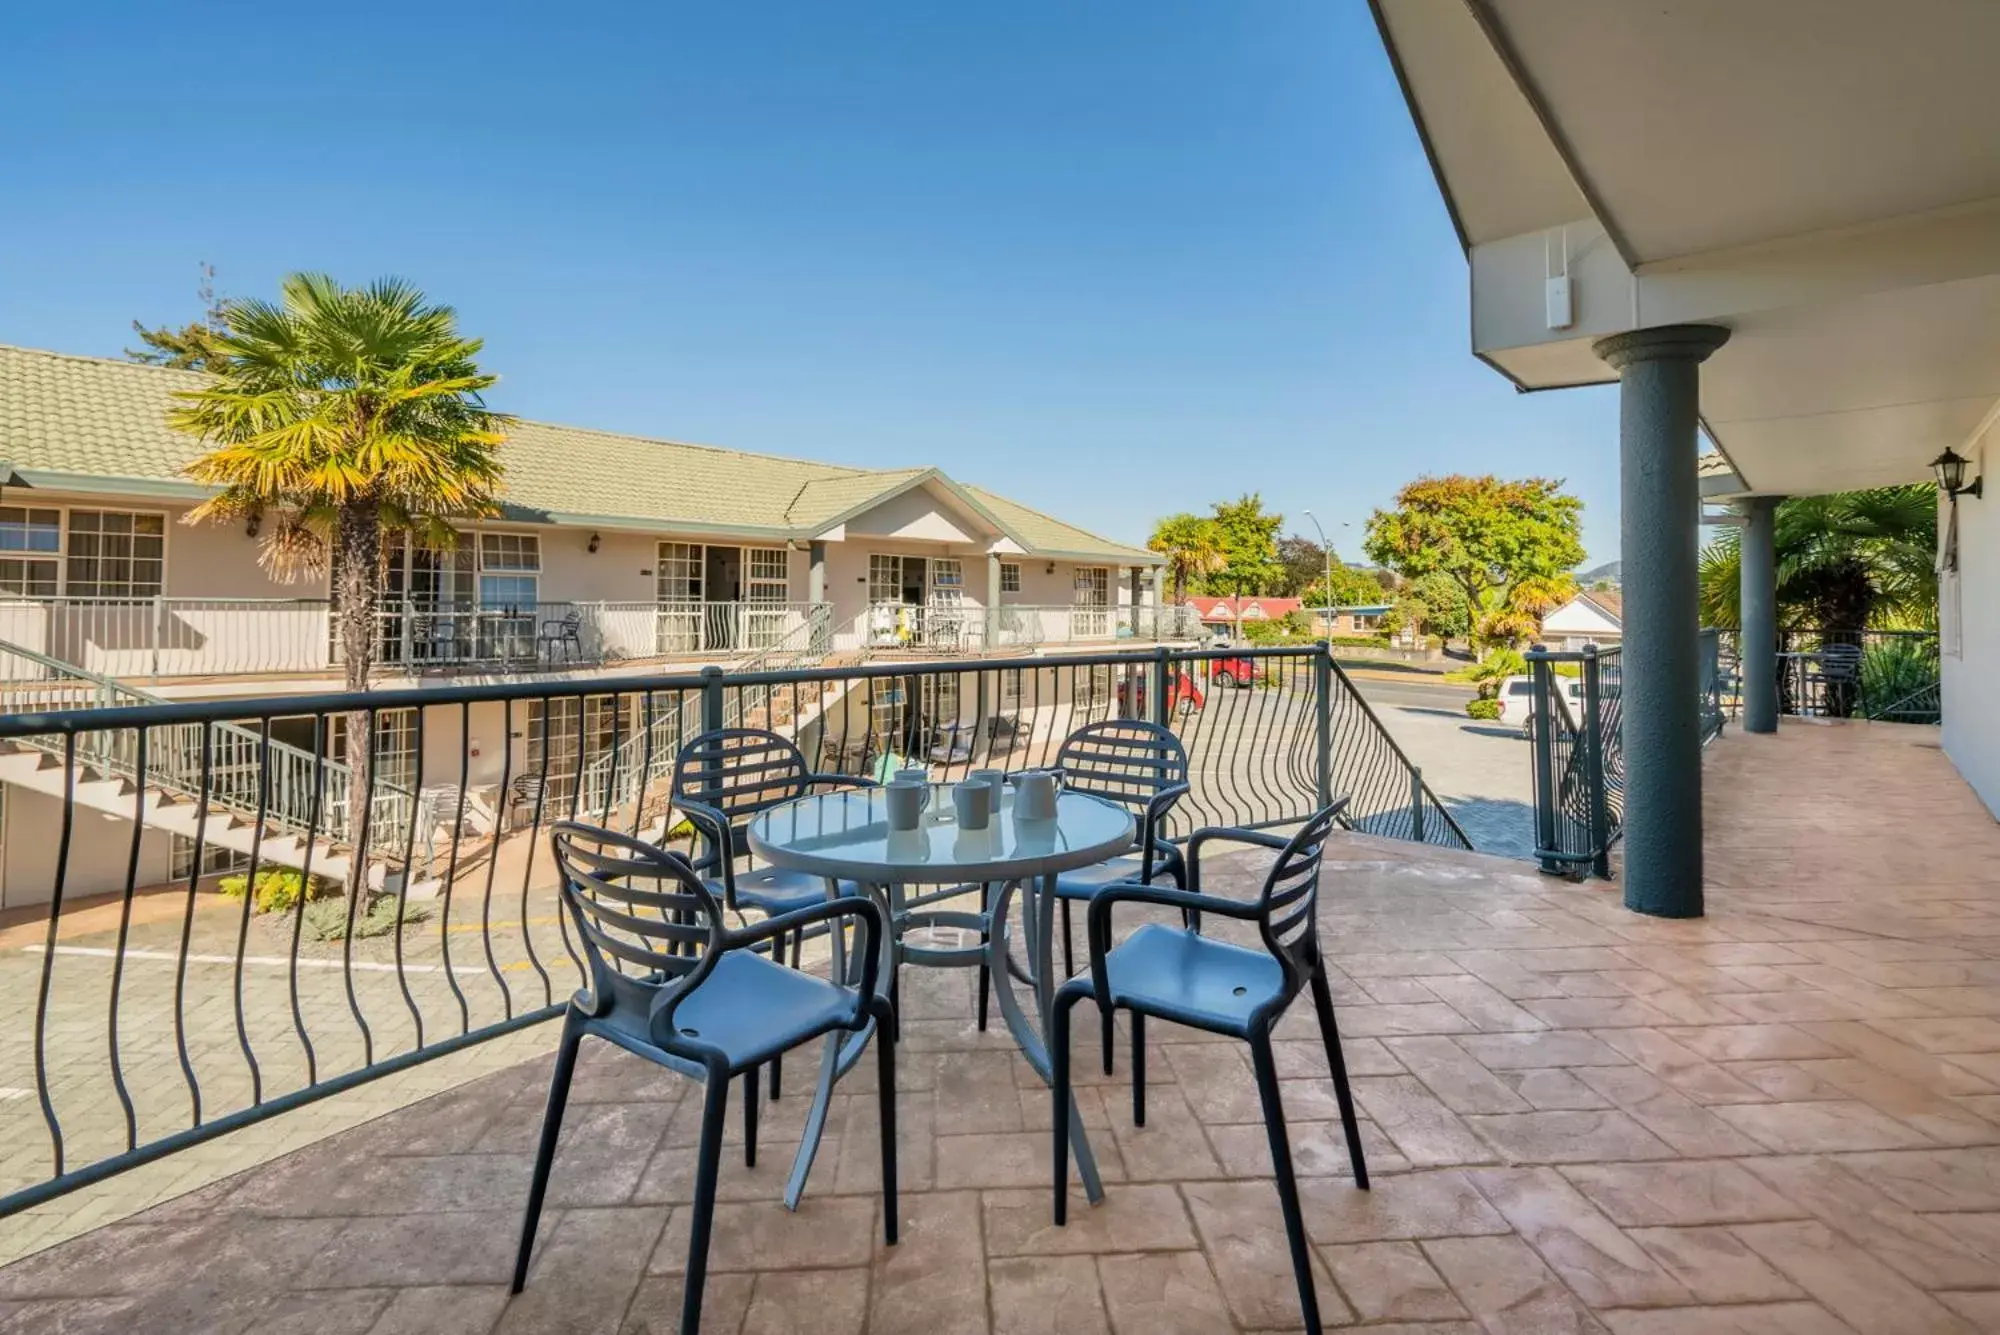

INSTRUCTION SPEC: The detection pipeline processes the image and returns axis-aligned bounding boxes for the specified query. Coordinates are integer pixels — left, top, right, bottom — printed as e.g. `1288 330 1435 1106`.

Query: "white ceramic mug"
969 768 1006 815
1015 769 1059 821
885 777 930 831
952 780 991 830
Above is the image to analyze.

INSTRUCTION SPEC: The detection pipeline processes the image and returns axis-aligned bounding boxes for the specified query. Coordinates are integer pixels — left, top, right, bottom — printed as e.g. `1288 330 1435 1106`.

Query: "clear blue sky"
0 1 1622 565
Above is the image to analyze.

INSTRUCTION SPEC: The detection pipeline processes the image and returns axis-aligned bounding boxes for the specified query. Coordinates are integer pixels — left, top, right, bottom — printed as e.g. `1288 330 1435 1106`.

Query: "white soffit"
1478 0 2000 265
1368 0 1584 246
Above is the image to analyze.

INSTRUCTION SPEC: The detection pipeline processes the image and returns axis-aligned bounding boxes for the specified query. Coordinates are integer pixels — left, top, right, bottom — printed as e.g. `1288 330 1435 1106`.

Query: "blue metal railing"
0 641 1467 1220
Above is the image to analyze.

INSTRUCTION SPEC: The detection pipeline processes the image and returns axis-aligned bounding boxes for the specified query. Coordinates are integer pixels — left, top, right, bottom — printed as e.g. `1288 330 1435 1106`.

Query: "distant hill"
1578 561 1621 585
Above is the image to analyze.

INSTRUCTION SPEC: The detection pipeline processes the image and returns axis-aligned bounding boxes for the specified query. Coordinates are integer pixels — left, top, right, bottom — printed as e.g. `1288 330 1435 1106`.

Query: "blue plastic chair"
1049 719 1191 1068
671 727 874 1096
513 822 896 1335
1050 800 1365 1335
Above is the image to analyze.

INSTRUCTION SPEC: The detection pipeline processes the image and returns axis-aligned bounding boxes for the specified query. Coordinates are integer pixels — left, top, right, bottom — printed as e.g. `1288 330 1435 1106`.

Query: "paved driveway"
1344 673 1537 860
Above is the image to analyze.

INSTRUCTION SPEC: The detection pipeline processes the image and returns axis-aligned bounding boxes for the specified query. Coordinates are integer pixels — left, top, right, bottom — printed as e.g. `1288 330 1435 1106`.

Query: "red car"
1207 656 1258 689
1116 669 1206 717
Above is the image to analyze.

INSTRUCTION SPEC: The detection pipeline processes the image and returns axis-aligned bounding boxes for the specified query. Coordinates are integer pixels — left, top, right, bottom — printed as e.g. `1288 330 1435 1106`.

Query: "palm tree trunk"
336 500 381 880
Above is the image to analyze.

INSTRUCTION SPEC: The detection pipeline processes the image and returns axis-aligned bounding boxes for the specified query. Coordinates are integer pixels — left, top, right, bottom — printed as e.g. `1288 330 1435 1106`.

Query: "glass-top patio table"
748 782 1136 1208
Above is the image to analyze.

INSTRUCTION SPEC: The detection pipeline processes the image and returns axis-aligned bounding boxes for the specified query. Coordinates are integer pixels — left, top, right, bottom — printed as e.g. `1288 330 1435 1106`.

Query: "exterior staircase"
0 639 415 888
580 605 841 839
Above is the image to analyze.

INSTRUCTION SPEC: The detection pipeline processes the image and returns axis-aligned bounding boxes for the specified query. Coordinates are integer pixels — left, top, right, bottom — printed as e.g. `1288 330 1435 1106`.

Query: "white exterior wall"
1942 425 2000 817
1 783 177 907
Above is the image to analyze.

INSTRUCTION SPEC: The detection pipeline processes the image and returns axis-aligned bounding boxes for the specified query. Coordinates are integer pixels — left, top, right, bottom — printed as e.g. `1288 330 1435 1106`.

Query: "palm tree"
1698 486 1937 630
170 274 507 847
1148 513 1226 602
1478 572 1577 648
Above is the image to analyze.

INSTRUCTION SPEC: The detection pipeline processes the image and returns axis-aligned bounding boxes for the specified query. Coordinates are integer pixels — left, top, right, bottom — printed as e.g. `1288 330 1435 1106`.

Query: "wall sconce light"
1932 447 1982 500
245 514 261 538
1045 561 1056 575
587 532 601 554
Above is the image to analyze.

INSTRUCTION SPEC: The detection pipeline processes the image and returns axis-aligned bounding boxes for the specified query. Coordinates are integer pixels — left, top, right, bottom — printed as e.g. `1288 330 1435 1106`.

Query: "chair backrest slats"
551 823 724 996
672 728 811 824
1257 799 1347 976
1056 720 1189 813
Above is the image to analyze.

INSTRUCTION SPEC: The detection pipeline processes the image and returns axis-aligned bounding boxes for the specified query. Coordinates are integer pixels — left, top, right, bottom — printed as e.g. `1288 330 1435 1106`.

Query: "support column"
1739 495 1782 734
1593 324 1731 919
807 541 826 604
1128 567 1143 636
985 551 1002 649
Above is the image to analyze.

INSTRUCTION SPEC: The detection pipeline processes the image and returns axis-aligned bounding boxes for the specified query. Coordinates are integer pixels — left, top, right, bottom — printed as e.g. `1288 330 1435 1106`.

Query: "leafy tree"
1275 535 1325 597
1308 562 1391 611
1411 570 1473 640
1698 486 1937 630
1364 475 1584 654
1382 569 1472 644
1198 493 1285 596
1147 512 1226 602
170 274 507 844
127 262 229 371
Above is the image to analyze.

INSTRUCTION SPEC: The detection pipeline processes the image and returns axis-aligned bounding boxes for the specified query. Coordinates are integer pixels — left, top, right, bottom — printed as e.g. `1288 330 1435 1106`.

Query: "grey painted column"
985 551 1002 649
1593 324 1731 919
1739 495 1782 734
807 541 827 604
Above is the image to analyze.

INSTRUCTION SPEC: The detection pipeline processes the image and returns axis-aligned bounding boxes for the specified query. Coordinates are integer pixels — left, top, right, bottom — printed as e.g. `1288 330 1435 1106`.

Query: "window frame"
999 561 1021 594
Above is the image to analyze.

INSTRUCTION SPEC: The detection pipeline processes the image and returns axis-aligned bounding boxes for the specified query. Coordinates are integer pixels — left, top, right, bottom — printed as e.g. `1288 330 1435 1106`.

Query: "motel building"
0 344 1190 904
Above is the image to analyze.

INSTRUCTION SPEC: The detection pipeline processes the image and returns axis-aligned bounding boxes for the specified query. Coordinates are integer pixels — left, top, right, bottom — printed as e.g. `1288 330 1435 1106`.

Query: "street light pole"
1302 510 1334 636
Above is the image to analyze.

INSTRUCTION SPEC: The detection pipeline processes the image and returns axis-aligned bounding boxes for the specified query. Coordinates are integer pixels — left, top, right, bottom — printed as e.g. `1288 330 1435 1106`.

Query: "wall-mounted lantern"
1932 447 1982 500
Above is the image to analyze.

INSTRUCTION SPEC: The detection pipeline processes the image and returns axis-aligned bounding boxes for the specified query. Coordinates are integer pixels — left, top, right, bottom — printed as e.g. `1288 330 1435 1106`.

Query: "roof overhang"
1370 0 2000 498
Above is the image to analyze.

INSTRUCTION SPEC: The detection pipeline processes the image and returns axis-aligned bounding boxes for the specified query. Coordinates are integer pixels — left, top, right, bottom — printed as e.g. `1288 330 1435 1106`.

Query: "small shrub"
217 868 339 915
302 893 432 942
1328 634 1393 648
1465 698 1502 721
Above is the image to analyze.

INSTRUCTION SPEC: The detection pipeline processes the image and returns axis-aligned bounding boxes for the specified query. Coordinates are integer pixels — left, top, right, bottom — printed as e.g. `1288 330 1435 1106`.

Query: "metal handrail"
0 638 1467 1223
0 636 408 845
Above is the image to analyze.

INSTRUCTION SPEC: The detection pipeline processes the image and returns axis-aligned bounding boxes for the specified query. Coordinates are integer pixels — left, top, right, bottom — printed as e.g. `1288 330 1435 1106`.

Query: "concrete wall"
1942 424 2000 816
1 783 177 907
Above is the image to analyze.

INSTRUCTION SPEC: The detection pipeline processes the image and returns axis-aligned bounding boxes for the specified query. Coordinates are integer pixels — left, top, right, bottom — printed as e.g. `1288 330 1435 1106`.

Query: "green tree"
1308 562 1391 611
1199 493 1285 596
1382 569 1472 644
1698 486 1937 630
1147 512 1226 602
170 274 508 841
1274 534 1325 597
127 262 229 371
1364 475 1584 654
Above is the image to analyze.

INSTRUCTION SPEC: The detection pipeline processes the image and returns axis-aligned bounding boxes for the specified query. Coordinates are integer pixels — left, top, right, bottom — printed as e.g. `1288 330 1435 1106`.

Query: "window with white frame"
331 707 421 792
66 510 165 598
930 557 963 607
0 506 60 596
657 542 702 602
999 562 1021 594
745 547 789 603
1072 566 1109 607
478 532 540 608
169 833 250 881
868 554 904 604
527 696 623 807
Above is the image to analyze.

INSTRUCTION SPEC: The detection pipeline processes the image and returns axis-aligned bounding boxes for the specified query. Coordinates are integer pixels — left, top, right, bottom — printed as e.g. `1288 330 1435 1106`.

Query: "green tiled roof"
0 344 1155 563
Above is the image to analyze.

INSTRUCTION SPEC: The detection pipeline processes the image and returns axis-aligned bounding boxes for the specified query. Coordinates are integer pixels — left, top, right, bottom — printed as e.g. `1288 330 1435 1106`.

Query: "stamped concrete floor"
3 720 1998 1334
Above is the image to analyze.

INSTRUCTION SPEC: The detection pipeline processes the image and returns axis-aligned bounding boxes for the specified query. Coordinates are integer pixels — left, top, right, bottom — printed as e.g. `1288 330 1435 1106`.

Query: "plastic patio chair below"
511 821 898 1335
1050 799 1366 1335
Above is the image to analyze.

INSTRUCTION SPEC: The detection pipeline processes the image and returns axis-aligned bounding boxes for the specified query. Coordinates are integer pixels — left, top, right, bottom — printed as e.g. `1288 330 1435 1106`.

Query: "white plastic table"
748 783 1136 1208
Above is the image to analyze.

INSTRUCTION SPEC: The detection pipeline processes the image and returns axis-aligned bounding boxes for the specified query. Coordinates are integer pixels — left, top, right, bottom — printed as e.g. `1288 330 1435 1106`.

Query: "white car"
1495 674 1583 739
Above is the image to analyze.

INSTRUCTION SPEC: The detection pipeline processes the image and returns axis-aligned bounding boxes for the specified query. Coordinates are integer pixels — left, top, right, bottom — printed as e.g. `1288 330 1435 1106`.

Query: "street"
1338 664 1537 860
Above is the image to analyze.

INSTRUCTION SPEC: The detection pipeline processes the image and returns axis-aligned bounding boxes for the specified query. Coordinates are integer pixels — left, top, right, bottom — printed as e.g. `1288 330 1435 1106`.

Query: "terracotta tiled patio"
3 720 1998 1334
